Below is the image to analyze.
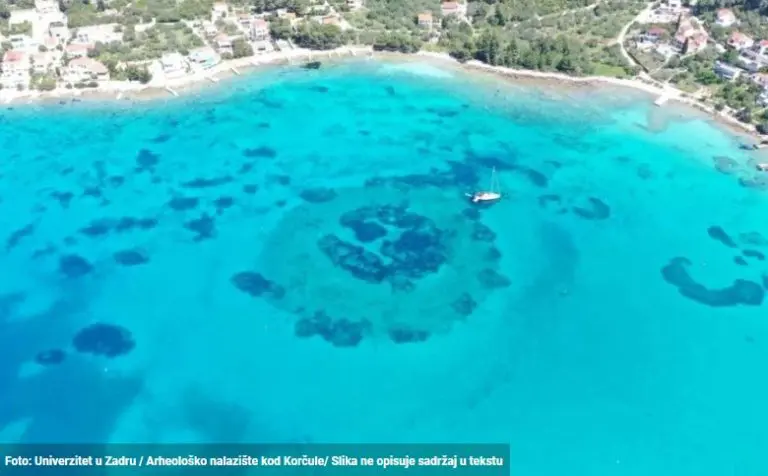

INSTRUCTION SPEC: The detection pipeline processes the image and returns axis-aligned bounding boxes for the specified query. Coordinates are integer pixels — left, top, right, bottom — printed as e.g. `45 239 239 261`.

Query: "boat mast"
490 167 499 193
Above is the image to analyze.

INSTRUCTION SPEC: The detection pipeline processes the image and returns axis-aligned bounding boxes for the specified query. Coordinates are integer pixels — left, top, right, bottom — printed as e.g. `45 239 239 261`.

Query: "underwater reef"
72 323 136 358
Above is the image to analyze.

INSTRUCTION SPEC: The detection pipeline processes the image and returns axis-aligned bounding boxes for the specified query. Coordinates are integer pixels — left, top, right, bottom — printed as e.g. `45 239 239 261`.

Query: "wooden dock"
230 66 241 75
165 86 179 97
654 94 670 107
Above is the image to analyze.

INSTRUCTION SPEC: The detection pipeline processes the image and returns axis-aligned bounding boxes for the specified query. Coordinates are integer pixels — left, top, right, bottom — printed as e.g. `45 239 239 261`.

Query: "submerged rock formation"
661 257 764 307
73 323 136 358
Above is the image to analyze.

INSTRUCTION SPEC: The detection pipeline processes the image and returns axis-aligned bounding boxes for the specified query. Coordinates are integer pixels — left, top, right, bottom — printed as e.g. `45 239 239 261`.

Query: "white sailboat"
468 167 502 203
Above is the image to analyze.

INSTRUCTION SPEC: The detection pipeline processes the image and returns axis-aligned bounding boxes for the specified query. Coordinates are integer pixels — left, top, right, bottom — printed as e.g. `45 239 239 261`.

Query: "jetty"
654 94 670 107
230 66 241 75
165 86 179 97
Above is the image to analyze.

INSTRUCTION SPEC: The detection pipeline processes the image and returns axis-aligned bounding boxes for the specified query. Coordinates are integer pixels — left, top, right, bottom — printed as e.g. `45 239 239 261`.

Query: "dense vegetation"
88 22 203 61
291 22 347 49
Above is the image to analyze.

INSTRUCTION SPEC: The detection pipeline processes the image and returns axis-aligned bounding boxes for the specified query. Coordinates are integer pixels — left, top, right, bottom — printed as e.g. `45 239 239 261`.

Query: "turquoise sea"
1 58 767 474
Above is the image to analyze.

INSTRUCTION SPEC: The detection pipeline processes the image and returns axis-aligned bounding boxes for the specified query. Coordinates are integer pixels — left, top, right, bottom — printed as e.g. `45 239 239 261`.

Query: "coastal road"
616 2 656 67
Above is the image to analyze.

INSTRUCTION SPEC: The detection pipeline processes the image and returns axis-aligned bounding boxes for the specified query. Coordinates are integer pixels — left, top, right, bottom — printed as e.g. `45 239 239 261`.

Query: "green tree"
269 18 292 40
232 38 254 58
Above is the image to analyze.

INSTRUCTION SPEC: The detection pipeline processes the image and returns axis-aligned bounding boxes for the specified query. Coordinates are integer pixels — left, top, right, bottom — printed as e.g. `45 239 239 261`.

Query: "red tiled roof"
3 50 26 62
717 8 735 18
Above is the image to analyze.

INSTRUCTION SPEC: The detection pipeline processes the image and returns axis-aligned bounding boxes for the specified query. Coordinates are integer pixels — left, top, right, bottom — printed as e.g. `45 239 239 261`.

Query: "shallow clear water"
1 59 767 475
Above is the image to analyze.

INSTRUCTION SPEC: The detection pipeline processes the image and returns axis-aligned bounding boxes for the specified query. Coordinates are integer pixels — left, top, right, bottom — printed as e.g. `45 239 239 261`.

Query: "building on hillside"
639 26 665 44
0 50 31 89
418 12 433 30
665 0 683 9
714 61 741 81
321 15 341 26
74 24 123 45
673 18 708 53
249 18 270 41
8 34 36 51
212 2 229 21
160 52 188 77
214 34 233 55
715 8 737 27
728 31 754 51
65 43 90 58
49 21 69 44
31 51 56 74
441 1 467 18
64 57 109 82
189 47 220 69
347 0 363 10
202 21 218 37
35 0 59 15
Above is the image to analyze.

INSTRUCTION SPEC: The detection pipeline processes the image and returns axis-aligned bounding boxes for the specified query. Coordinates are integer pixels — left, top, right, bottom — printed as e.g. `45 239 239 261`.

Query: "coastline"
2 45 759 142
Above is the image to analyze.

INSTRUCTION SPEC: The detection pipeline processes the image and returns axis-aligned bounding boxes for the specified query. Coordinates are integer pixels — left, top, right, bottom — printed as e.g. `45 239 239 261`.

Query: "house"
321 15 340 26
214 34 233 55
188 47 220 69
751 72 768 89
728 31 754 51
48 21 69 44
160 52 188 76
347 0 363 9
212 2 229 20
673 18 708 53
418 12 433 29
8 34 36 50
758 91 768 107
64 57 109 82
686 33 709 53
249 18 269 41
65 43 90 58
202 21 218 37
715 8 737 28
441 1 467 17
36 0 59 15
74 24 123 45
666 0 683 9
31 51 56 74
714 61 741 81
0 50 30 89
639 27 665 43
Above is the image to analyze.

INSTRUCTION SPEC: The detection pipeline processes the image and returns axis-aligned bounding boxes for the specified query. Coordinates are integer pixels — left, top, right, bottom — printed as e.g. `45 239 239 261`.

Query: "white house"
48 21 69 44
74 24 123 45
666 0 683 9
211 2 229 21
249 19 269 41
160 52 188 77
64 56 109 82
214 34 233 55
36 0 65 25
31 51 56 74
715 8 737 28
8 34 37 51
347 0 363 10
188 47 220 69
1 50 30 89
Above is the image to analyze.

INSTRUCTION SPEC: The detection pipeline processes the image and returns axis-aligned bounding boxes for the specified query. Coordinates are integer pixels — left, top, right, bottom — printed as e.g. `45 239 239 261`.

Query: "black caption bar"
0 444 509 475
